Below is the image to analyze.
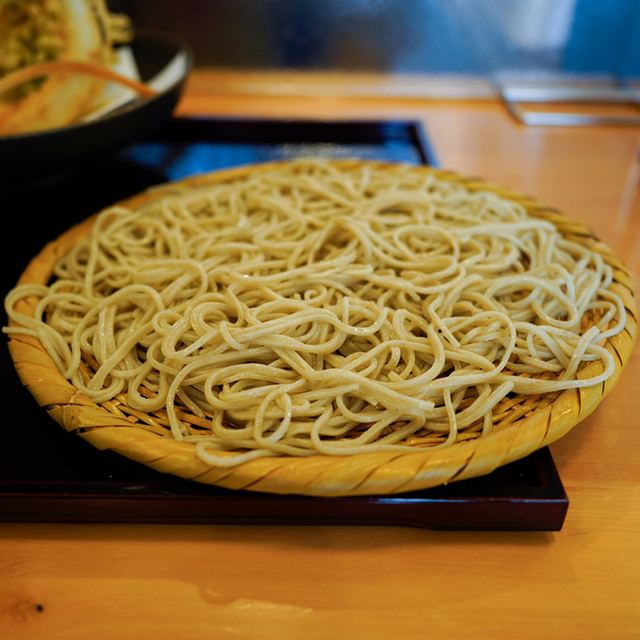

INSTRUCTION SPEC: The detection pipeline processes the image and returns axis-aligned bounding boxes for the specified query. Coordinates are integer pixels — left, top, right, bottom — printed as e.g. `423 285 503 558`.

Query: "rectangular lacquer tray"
0 117 568 530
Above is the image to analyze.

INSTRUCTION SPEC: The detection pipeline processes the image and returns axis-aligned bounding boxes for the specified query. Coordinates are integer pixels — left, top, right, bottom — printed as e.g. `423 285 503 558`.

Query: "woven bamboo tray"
6 161 638 497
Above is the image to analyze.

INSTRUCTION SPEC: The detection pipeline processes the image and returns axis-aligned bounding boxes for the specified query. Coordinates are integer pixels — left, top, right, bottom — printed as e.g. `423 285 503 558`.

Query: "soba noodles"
4 160 626 466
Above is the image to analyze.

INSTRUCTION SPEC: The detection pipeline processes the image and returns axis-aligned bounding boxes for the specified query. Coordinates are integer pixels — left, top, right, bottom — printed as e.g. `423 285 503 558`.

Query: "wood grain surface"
1 69 639 640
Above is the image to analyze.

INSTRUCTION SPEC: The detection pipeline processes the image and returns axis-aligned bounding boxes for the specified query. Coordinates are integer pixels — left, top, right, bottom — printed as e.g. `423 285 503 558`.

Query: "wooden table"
2 70 639 640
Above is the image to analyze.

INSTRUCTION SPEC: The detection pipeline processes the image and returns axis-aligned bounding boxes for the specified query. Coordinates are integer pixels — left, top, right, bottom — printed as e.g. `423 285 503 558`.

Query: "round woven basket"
6 160 638 496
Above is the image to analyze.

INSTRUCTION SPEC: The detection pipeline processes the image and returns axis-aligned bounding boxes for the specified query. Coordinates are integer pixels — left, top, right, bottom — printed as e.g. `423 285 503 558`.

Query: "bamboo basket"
6 161 638 496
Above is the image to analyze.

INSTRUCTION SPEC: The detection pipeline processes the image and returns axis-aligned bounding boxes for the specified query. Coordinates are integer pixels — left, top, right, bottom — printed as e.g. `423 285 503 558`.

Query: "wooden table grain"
2 70 639 640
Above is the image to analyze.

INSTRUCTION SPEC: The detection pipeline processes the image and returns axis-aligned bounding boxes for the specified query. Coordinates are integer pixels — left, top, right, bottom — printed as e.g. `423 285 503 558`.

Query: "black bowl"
0 33 193 188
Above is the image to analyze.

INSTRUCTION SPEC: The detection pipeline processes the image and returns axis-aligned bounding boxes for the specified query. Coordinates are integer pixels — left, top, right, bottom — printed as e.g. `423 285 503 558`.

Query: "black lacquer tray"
0 117 568 529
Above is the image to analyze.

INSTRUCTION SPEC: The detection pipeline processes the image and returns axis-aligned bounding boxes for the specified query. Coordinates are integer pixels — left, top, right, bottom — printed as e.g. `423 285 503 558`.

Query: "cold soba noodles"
4 160 627 467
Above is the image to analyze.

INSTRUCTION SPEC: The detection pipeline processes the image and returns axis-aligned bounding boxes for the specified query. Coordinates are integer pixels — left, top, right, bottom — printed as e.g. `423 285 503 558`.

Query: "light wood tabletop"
2 69 639 640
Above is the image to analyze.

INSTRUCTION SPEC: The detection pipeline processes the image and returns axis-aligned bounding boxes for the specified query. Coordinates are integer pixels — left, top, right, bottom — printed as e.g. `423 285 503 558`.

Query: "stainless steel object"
499 83 640 126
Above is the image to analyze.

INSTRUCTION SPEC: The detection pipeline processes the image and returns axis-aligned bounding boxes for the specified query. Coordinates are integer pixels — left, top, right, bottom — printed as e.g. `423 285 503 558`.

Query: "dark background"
109 0 640 79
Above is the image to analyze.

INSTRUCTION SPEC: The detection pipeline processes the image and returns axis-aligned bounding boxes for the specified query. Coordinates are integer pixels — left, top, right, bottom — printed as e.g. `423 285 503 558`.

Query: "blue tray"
0 117 567 530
